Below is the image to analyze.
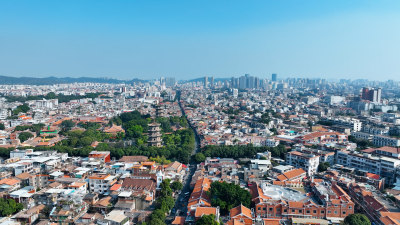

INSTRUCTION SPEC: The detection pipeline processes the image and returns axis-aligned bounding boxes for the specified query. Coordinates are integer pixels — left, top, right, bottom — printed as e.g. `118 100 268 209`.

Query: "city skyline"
1 1 400 80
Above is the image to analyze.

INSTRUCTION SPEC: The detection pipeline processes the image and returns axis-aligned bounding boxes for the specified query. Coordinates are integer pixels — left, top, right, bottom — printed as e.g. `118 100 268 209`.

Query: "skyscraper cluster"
160 77 176 87
231 74 263 89
203 76 215 88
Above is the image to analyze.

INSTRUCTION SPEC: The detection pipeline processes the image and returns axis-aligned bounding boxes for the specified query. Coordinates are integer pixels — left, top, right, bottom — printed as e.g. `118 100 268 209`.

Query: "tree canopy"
195 214 220 225
171 181 183 191
12 104 30 115
146 179 176 225
18 132 34 143
194 152 206 162
202 144 287 159
318 162 330 172
61 120 76 132
343 214 371 225
208 181 251 215
0 198 23 216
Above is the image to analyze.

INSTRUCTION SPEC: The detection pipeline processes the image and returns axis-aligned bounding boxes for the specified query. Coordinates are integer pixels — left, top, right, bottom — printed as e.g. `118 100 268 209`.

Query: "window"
292 209 295 213
258 207 261 210
313 210 317 214
269 208 273 211
306 210 310 214
263 208 266 211
321 210 324 214
349 206 352 209
343 211 346 215
299 210 302 213
283 209 287 213
334 211 337 214
328 211 331 214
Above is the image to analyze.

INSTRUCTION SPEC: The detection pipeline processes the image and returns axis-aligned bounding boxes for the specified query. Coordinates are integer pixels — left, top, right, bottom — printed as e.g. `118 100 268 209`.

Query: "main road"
166 90 201 223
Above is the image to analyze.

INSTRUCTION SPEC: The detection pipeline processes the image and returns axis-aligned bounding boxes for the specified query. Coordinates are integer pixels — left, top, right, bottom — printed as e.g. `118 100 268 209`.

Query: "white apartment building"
336 151 381 175
351 131 373 141
264 138 279 147
10 149 34 159
88 174 117 195
336 150 400 184
9 161 34 175
250 159 272 172
286 151 320 176
321 117 362 131
373 135 400 147
362 125 389 136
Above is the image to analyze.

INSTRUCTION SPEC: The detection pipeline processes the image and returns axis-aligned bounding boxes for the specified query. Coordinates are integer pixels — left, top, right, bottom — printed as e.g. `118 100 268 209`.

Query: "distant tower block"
271 73 277 82
204 76 208 88
148 123 163 147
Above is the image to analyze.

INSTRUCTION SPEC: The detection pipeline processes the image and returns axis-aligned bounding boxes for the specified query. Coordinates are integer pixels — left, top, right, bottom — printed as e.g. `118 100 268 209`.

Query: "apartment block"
373 135 400 147
89 174 117 195
286 151 320 176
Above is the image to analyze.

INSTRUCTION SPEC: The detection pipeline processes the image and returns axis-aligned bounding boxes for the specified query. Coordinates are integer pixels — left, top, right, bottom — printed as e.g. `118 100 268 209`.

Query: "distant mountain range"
0 75 145 85
0 75 233 85
182 77 231 83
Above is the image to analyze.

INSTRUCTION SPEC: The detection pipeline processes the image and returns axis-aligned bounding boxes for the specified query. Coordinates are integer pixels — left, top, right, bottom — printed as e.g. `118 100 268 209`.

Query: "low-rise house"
100 210 129 225
12 205 44 225
227 204 254 225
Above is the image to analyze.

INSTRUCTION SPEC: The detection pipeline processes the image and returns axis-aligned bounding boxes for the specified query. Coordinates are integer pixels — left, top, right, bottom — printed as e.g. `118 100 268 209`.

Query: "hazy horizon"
1 1 400 81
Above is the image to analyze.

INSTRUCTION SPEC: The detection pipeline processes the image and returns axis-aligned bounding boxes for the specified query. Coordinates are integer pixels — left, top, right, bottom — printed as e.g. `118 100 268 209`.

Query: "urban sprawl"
0 74 400 225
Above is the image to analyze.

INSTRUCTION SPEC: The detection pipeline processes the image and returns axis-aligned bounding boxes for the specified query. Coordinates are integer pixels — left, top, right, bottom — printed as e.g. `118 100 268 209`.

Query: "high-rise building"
377 88 382 103
160 77 165 86
232 88 238 98
210 76 214 88
165 77 175 87
239 76 246 89
361 87 382 103
204 76 208 88
272 73 277 82
230 74 265 90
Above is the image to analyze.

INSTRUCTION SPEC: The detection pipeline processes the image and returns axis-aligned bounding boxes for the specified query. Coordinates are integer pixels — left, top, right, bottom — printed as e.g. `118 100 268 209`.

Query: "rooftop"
260 183 307 202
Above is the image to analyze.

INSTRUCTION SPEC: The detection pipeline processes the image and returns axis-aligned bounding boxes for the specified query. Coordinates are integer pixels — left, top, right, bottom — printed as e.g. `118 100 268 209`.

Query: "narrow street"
166 90 200 223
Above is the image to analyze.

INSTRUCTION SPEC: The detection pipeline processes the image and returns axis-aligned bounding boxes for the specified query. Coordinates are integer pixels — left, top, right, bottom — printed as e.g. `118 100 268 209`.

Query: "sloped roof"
230 204 252 219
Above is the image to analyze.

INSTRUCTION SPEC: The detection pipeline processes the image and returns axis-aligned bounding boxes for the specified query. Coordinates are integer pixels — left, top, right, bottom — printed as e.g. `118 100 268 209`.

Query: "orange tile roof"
194 207 218 218
0 178 20 186
37 141 51 146
279 168 306 181
141 161 156 166
171 216 186 225
16 172 32 180
89 174 111 180
230 204 252 219
380 212 400 225
301 131 344 140
366 172 380 180
110 184 122 191
276 174 287 181
68 182 86 188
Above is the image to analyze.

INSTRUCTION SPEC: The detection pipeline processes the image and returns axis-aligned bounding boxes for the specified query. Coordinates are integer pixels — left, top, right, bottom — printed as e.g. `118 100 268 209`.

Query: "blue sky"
0 0 400 80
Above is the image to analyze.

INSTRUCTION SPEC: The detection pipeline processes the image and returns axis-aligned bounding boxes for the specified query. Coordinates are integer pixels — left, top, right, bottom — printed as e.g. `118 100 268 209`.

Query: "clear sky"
1 0 400 81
